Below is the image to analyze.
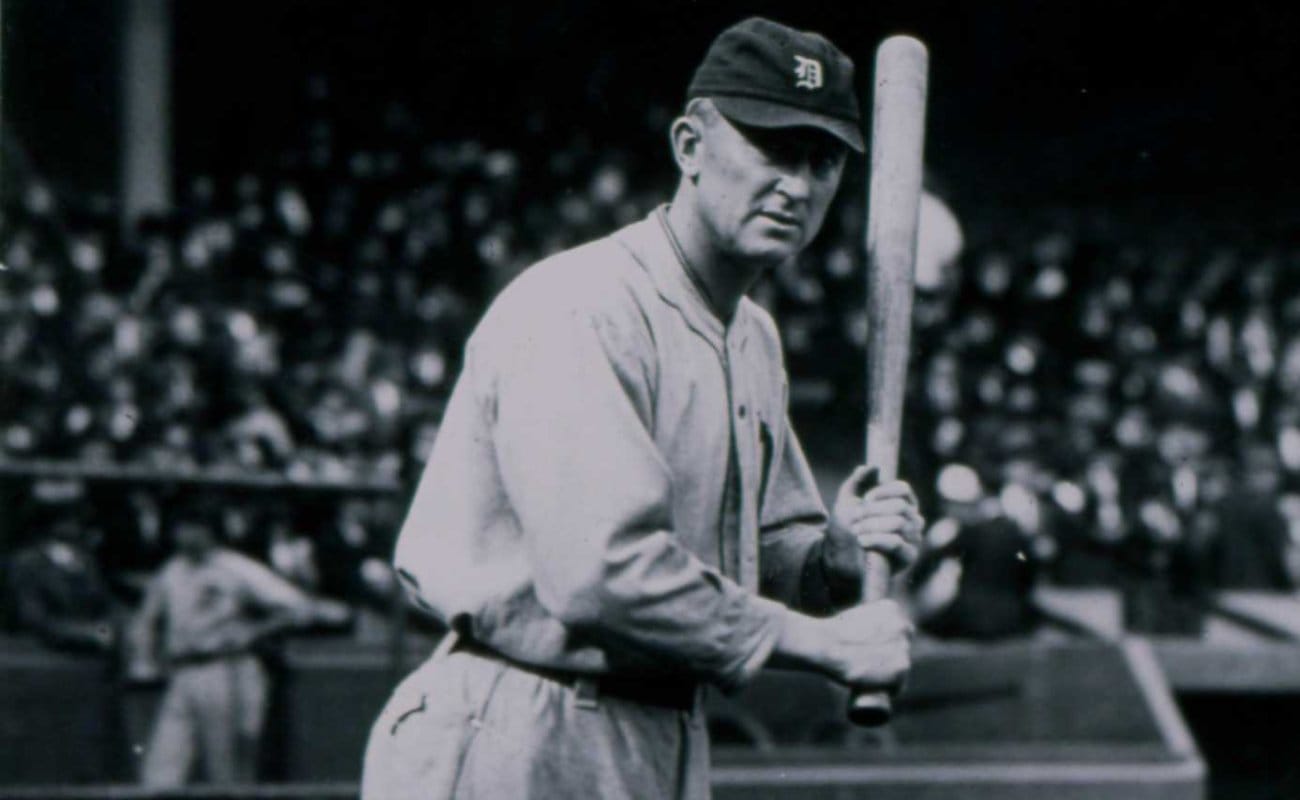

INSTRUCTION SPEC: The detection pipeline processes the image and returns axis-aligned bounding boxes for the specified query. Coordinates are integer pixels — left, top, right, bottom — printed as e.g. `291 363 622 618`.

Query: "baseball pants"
361 638 712 800
140 654 270 786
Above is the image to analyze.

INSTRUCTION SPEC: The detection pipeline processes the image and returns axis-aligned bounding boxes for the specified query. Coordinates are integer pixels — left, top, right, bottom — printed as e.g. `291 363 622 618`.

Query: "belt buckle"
573 677 600 710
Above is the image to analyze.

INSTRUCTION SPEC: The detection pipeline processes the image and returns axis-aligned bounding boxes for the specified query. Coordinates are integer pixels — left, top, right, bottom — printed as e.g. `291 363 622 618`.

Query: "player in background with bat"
363 17 924 800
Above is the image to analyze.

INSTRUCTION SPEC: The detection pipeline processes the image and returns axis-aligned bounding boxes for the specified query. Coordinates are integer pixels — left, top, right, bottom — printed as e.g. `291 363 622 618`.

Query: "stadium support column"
121 0 171 224
0 0 5 187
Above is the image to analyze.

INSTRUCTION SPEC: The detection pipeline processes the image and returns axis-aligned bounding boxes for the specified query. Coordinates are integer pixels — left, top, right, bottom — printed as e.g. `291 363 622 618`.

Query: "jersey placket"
643 206 762 592
724 328 760 593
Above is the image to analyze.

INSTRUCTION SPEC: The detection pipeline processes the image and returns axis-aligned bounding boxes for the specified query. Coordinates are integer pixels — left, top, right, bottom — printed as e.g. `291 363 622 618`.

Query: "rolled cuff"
760 523 823 607
712 595 787 693
799 538 865 615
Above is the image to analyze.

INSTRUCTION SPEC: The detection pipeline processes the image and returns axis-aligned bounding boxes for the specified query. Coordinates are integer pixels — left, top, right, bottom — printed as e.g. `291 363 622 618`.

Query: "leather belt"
169 649 253 667
451 638 698 713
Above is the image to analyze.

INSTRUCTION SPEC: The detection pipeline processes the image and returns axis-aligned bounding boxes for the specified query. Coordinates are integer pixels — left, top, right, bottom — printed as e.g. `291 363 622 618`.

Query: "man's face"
694 111 847 265
174 520 216 559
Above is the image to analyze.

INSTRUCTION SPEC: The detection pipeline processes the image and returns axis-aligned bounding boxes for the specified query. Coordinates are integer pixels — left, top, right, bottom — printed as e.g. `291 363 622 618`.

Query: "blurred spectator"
4 68 1300 649
3 484 120 653
266 507 320 591
1200 445 1300 590
913 188 964 293
910 464 1040 639
127 498 350 787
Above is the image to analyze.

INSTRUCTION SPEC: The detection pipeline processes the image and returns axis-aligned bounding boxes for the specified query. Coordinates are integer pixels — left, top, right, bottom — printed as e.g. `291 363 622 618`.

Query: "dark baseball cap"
688 17 864 153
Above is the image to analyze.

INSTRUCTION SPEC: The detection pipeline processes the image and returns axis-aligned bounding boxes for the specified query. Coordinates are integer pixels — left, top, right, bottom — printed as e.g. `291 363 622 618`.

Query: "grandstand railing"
0 785 356 800
0 459 403 495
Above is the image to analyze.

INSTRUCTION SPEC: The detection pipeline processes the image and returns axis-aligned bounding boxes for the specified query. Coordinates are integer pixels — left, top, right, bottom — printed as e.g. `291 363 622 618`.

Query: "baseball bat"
847 35 929 727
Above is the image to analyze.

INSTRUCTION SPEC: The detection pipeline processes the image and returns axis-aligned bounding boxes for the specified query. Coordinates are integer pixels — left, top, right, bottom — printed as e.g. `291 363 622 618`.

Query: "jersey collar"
617 206 754 354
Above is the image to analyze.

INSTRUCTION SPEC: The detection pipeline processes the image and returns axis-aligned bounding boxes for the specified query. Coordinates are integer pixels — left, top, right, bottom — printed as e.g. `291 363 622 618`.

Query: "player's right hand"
819 598 913 690
312 598 354 627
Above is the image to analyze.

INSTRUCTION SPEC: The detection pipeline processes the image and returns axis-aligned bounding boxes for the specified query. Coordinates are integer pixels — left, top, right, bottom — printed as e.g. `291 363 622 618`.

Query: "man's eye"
743 125 843 174
755 138 797 164
812 153 839 174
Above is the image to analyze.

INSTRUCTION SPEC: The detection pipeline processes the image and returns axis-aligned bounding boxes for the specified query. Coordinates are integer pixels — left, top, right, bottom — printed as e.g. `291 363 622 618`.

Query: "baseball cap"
688 17 864 153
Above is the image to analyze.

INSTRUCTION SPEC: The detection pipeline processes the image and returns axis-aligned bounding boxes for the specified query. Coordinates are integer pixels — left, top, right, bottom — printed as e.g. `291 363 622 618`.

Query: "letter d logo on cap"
793 55 824 90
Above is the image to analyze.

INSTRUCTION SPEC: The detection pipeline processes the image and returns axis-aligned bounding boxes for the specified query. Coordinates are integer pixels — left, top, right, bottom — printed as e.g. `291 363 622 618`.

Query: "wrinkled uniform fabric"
137 549 315 786
364 638 712 800
364 208 853 799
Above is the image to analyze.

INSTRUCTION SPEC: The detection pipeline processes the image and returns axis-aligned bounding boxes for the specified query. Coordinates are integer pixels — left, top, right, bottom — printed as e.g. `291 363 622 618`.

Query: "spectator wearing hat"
1200 444 1299 590
4 491 120 653
910 464 1040 639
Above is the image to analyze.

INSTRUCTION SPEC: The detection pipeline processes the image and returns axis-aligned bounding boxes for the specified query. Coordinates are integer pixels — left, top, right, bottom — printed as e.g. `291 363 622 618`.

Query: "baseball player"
128 499 350 787
363 17 924 800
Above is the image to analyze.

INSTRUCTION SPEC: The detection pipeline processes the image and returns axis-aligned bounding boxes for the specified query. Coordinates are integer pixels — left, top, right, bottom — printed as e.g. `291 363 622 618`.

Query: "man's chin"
736 233 804 264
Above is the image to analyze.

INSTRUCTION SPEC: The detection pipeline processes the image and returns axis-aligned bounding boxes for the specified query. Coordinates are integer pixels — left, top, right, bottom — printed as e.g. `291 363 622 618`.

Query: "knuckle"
885 652 906 679
860 518 888 534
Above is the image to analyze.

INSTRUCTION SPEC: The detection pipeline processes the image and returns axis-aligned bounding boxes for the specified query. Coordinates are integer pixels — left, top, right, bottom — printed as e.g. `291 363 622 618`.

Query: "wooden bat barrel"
849 34 930 727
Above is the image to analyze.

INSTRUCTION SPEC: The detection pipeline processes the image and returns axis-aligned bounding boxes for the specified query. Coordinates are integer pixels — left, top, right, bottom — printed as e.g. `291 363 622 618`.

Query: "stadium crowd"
3 76 1299 654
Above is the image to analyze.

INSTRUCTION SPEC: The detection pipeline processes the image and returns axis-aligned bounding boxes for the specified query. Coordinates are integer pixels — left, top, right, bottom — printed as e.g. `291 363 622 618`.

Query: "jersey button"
738 405 747 418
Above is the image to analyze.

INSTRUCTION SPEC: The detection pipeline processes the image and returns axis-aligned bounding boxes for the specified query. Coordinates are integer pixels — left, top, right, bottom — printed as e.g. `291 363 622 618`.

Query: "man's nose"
776 161 814 201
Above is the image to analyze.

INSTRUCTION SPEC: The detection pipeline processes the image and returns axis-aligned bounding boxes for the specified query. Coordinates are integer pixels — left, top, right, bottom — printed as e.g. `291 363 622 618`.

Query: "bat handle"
846 550 894 726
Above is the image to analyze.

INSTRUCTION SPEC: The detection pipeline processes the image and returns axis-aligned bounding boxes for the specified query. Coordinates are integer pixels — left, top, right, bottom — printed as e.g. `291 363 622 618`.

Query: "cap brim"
711 96 865 154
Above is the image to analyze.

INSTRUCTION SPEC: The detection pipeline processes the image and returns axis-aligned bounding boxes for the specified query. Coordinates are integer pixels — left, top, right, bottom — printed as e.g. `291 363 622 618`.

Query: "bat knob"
848 689 893 727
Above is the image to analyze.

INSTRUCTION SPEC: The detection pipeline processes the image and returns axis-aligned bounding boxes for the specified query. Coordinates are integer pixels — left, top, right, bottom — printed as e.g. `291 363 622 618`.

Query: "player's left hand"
827 466 924 575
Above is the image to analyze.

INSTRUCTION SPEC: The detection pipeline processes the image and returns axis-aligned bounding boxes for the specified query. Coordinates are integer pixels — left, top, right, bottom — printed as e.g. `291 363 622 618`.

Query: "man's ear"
670 116 703 180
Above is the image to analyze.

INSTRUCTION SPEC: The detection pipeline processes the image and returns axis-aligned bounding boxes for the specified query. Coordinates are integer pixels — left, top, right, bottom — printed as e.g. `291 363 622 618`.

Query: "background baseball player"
362 17 924 800
128 498 350 787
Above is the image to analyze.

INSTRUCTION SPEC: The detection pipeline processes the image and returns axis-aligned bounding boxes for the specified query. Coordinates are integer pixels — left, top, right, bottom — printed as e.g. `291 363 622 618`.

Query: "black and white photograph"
1 2 1298 798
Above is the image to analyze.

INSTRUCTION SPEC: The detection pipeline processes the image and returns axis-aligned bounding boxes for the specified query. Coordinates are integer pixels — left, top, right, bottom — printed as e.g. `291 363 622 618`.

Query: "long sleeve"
128 573 166 670
230 553 318 625
758 417 862 615
486 303 786 690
